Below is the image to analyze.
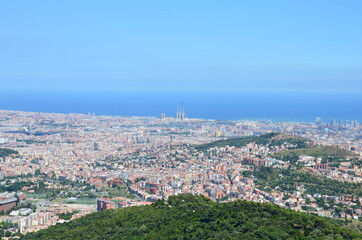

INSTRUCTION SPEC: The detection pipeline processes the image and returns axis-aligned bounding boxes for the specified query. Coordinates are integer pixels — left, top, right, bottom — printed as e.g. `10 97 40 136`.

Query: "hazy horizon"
1 89 361 122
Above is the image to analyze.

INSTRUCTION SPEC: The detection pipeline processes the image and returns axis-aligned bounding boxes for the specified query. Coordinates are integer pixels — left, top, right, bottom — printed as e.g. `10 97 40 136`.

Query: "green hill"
274 146 356 161
194 133 355 163
244 167 362 196
0 148 18 158
194 133 309 152
22 194 362 240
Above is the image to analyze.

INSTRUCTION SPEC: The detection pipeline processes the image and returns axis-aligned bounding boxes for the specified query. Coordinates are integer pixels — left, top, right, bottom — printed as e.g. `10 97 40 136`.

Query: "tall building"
345 120 350 128
352 120 359 128
93 142 99 151
176 106 186 120
330 119 336 127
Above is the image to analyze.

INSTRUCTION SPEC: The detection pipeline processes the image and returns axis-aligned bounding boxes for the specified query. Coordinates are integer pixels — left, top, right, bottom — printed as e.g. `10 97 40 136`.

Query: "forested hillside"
243 167 362 196
194 133 309 151
273 146 356 161
22 194 362 240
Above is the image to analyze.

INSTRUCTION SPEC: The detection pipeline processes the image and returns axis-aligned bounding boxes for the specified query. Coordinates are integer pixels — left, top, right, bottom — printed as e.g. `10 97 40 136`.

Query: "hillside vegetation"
274 146 356 161
194 133 309 151
244 167 362 196
22 194 362 240
194 133 355 163
0 148 18 158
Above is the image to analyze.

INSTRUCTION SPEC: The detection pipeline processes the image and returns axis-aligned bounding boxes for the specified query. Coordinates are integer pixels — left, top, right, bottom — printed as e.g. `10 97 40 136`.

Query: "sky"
1 0 362 92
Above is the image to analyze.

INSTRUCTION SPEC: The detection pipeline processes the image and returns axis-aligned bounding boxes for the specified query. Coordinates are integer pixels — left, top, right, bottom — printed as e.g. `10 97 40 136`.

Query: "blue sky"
1 0 362 92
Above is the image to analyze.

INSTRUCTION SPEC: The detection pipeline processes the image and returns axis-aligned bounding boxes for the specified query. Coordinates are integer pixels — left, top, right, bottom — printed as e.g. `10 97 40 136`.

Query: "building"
0 192 20 213
109 178 123 187
176 106 186 120
97 198 116 211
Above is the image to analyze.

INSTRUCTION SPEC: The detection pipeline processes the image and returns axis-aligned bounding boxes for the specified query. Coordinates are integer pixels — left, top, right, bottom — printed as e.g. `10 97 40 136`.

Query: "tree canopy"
22 194 362 240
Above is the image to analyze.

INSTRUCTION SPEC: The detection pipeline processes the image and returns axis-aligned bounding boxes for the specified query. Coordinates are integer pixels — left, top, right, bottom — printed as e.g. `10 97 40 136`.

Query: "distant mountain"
22 194 362 240
194 132 309 152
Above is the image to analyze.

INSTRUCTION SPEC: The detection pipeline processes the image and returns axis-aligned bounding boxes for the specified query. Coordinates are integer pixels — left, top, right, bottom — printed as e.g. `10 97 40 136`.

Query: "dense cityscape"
0 109 360 236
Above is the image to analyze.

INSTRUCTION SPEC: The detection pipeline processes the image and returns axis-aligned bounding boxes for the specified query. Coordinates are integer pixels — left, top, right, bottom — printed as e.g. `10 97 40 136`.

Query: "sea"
0 90 361 123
